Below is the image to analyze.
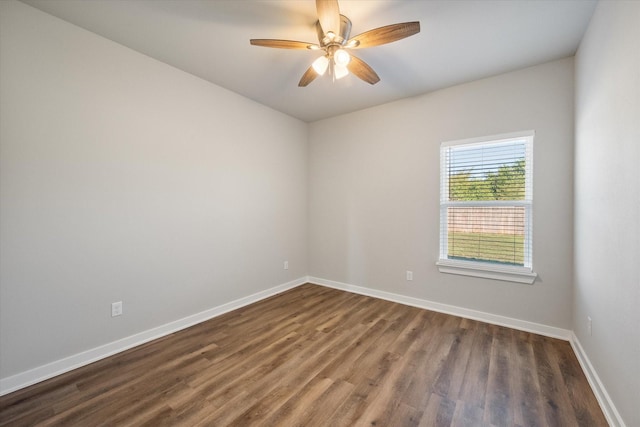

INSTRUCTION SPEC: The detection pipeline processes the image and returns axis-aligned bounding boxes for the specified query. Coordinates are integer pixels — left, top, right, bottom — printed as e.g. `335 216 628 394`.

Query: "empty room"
0 0 638 426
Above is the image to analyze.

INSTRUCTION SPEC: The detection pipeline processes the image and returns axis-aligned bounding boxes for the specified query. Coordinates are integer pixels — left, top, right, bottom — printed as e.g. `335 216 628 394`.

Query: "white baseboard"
0 277 308 397
308 276 572 340
570 333 626 427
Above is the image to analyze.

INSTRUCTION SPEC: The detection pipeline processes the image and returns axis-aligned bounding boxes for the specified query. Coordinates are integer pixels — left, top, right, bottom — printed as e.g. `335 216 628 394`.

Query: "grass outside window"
448 231 524 266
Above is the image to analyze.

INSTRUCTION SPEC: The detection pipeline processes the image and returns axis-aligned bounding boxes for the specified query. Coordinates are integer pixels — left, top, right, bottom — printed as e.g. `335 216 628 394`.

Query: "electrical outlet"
284 261 289 270
587 316 592 336
406 270 413 281
111 301 123 317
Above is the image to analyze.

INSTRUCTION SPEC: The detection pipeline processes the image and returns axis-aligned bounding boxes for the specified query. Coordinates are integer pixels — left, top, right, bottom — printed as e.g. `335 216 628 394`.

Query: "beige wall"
0 1 308 379
309 58 575 329
574 1 640 425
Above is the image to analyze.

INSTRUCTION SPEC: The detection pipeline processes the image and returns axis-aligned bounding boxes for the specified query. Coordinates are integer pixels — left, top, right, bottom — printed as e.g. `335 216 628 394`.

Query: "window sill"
436 260 537 284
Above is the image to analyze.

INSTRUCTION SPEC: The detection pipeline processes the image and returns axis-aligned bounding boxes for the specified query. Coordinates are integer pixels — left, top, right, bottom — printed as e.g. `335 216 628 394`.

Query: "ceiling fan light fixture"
312 55 330 75
334 63 349 79
345 39 360 48
334 48 350 66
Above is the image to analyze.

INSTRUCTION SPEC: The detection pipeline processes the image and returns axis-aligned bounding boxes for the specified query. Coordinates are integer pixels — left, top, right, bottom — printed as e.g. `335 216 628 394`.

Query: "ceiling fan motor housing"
317 14 352 46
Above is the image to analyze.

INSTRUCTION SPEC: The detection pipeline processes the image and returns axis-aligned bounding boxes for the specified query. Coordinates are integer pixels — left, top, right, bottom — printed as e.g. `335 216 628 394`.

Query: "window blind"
440 132 533 269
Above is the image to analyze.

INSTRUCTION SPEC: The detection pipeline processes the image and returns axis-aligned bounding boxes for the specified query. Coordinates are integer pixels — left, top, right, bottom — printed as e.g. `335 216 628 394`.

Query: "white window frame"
436 130 537 284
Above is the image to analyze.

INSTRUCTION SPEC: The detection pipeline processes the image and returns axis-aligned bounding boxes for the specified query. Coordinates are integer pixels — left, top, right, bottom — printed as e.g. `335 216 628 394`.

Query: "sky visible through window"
449 139 526 178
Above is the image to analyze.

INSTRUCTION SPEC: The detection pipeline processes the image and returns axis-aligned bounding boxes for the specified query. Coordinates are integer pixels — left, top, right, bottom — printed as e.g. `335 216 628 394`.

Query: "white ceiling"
22 0 597 122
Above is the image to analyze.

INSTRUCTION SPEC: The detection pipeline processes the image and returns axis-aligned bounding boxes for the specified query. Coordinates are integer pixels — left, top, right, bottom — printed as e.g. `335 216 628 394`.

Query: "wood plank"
484 325 514 425
417 393 457 427
531 334 579 427
458 327 492 411
509 331 547 427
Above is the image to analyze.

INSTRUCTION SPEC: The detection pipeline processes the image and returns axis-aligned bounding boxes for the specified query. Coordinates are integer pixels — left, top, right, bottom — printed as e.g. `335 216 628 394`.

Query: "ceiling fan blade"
347 22 420 49
250 39 316 50
298 65 319 87
347 55 380 85
316 0 341 36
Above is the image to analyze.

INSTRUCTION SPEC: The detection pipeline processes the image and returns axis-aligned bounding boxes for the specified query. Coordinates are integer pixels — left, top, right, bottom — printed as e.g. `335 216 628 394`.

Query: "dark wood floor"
0 284 607 426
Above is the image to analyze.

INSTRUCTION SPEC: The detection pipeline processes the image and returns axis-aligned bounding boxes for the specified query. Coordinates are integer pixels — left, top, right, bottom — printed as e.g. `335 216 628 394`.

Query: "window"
437 131 537 284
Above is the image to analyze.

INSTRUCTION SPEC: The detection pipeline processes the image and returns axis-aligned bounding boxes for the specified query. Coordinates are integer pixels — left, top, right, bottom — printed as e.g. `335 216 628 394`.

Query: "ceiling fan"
250 0 420 87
